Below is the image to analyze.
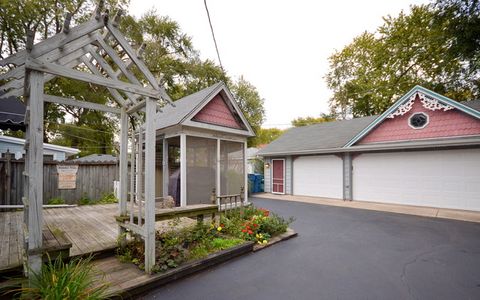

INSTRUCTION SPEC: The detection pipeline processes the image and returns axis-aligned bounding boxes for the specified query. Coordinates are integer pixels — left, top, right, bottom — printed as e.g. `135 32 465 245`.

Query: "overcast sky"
129 0 428 128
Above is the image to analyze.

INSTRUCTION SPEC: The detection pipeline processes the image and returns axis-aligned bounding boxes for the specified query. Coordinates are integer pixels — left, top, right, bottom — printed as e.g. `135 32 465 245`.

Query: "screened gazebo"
151 82 254 207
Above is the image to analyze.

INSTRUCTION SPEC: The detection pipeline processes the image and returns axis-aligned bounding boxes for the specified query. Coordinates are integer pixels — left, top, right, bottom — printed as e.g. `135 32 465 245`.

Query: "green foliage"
15 256 109 300
220 206 294 244
47 197 65 205
79 194 93 206
251 128 284 146
1 2 265 155
291 113 336 127
325 2 480 118
211 238 243 250
116 222 246 273
97 193 118 204
78 193 117 205
229 76 266 147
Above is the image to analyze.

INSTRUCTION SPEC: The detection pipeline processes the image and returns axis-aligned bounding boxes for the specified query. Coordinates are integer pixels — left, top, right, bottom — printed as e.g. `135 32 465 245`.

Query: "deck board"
0 203 214 272
0 204 119 271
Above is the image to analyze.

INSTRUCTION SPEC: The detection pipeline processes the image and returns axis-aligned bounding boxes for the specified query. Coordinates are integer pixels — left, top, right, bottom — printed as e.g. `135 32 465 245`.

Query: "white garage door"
353 149 480 211
293 155 343 199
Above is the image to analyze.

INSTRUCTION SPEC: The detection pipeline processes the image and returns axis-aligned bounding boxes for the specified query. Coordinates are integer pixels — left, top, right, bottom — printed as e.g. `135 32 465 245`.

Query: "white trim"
271 158 286 195
180 133 187 207
183 84 255 136
408 112 429 129
216 139 221 201
244 141 248 202
344 85 480 147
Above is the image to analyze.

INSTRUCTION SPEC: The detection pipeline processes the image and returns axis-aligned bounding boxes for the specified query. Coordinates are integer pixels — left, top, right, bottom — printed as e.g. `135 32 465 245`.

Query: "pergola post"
243 141 248 203
162 138 169 198
180 134 187 207
26 70 45 276
119 108 128 216
144 97 156 273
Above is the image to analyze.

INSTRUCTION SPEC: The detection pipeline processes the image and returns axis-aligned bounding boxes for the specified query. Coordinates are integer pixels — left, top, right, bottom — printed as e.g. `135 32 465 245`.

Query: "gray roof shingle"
259 99 480 156
155 82 223 130
258 115 378 155
463 99 480 111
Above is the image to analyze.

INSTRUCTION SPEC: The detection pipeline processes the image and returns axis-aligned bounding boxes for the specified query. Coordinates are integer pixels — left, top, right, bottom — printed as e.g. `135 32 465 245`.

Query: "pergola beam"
93 33 143 86
80 56 141 120
105 22 172 103
44 94 121 114
25 57 163 99
85 45 138 104
126 99 146 114
1 58 83 99
0 17 105 67
0 34 95 82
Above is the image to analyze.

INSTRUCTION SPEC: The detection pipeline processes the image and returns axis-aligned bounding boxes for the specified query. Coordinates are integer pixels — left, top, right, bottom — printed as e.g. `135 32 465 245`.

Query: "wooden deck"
0 203 213 272
0 204 118 271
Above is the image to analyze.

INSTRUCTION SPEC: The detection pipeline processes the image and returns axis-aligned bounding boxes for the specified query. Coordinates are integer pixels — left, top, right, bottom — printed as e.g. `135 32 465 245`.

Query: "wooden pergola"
0 1 168 275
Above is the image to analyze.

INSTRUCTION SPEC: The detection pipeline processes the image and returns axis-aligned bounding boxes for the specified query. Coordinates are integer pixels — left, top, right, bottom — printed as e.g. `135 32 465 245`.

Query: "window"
409 112 429 129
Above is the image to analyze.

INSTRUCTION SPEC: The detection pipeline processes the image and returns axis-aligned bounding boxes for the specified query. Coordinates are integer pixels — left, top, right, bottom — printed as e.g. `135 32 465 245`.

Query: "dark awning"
0 92 26 131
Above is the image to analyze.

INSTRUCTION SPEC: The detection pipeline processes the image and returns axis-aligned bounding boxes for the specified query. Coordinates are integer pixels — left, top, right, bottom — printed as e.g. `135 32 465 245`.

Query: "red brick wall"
192 94 243 129
358 96 480 144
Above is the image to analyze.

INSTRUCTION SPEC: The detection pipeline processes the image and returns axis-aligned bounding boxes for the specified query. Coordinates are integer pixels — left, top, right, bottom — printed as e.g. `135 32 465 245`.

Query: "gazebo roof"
155 82 255 137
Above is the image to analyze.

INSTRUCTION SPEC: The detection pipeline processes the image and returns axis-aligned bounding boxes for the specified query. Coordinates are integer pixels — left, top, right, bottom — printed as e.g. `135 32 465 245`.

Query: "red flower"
241 229 247 233
253 223 258 227
248 230 253 235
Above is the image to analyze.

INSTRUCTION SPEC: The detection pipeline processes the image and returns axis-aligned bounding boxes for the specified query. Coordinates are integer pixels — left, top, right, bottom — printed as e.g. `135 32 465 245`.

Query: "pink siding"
192 94 243 129
358 96 480 144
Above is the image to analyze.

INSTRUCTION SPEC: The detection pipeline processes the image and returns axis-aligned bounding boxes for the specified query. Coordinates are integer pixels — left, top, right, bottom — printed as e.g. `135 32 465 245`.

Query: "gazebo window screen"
186 136 217 205
220 140 244 195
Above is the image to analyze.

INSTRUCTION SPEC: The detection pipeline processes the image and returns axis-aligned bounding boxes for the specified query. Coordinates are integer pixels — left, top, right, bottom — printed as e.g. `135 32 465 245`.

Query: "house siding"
359 97 480 144
0 140 68 161
192 94 243 129
264 157 271 193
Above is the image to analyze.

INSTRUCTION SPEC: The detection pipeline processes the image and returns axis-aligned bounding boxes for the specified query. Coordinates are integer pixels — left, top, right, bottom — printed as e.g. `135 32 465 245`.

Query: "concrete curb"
253 193 480 224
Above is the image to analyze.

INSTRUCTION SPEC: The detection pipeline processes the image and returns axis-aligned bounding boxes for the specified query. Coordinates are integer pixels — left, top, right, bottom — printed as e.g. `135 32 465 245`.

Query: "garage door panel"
293 155 343 199
353 149 480 211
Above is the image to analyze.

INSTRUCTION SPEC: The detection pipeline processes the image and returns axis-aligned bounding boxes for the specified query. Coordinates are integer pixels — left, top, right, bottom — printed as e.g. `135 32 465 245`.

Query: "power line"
204 0 224 72
44 122 114 134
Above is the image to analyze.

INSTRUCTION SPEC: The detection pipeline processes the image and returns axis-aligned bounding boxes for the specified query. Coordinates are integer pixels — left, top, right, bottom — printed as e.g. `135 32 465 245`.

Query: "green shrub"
97 193 118 204
211 238 243 250
79 194 93 205
260 213 294 236
47 197 65 205
16 256 109 300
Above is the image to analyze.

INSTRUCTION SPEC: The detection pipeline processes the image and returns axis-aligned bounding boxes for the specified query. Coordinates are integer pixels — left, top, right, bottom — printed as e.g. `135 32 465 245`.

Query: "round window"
409 112 429 129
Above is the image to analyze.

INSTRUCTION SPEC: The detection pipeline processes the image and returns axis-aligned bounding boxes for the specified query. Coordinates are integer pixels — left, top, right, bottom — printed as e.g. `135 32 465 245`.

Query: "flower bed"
116 205 294 273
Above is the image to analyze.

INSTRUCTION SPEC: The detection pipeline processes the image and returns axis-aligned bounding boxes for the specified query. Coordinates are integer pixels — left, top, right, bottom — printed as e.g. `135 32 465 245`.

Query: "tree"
229 76 266 147
1 2 265 156
325 2 480 118
251 128 284 146
291 113 336 127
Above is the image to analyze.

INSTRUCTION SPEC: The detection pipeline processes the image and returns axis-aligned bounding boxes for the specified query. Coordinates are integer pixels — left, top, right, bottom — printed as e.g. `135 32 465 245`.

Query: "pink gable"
358 95 480 144
192 94 244 129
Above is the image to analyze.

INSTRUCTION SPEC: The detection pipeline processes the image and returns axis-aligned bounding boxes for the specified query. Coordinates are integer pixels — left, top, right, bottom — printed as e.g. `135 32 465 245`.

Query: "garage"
352 149 480 211
293 155 343 199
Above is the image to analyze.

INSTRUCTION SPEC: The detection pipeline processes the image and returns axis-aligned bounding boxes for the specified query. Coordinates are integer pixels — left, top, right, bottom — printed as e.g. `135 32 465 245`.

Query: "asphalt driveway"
142 197 480 299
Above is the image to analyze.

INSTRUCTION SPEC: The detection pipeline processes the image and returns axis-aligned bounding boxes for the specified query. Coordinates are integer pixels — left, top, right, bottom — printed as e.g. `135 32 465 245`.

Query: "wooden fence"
0 156 119 205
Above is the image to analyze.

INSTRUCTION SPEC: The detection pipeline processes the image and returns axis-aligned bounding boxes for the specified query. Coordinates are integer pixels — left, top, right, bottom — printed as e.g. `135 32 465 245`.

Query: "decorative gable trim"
344 85 480 147
387 92 454 119
181 83 255 137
